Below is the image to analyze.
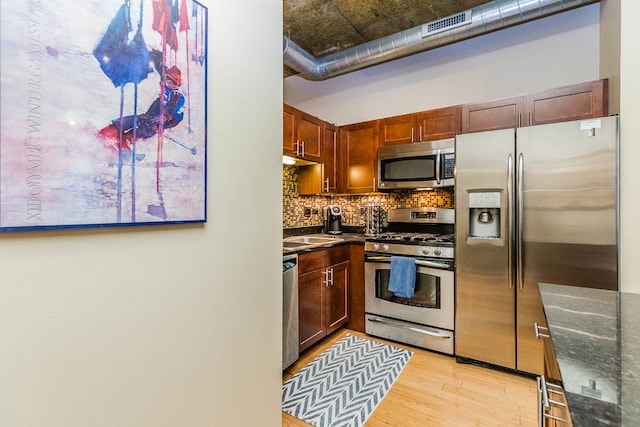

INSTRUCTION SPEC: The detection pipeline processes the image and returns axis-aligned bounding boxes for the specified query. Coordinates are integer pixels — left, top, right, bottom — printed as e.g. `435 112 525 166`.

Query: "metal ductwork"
283 0 598 81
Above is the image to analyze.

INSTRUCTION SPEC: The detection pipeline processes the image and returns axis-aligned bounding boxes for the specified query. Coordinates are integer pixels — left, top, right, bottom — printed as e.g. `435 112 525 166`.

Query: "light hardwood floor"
283 329 538 427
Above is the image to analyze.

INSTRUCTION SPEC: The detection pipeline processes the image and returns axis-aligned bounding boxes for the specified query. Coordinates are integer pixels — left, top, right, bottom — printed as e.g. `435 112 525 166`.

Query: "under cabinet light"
282 155 297 165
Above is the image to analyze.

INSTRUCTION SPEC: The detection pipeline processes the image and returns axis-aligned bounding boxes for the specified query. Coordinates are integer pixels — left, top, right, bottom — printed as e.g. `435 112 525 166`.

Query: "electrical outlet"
304 207 311 217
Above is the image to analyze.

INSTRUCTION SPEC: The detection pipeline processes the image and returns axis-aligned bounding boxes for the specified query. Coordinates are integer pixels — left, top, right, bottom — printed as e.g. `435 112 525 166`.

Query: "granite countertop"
282 232 366 254
539 283 640 426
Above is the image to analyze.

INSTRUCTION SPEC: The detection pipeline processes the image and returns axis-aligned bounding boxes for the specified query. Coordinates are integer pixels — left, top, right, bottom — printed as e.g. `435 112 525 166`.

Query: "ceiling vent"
421 10 472 37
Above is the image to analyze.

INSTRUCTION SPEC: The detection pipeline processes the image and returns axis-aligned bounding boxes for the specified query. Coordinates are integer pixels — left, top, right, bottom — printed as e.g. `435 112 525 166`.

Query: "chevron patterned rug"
282 334 413 427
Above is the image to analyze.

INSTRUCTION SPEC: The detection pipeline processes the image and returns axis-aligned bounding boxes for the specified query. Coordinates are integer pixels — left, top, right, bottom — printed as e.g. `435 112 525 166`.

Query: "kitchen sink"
283 234 344 250
283 241 311 249
284 235 343 244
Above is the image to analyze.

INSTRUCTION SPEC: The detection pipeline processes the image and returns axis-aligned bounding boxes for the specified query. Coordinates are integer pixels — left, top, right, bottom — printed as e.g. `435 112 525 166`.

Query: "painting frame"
0 0 208 232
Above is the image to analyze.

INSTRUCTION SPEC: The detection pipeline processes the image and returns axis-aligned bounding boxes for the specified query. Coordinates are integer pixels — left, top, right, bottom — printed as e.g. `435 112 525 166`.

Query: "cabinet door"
461 96 527 133
378 114 417 146
526 79 608 126
297 111 322 162
297 164 323 195
346 244 365 333
417 106 461 141
326 261 349 334
298 269 326 352
322 123 338 193
339 121 378 193
283 104 297 157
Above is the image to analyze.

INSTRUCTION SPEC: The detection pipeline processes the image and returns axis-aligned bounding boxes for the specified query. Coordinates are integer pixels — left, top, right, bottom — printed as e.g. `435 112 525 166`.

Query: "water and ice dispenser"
468 192 501 239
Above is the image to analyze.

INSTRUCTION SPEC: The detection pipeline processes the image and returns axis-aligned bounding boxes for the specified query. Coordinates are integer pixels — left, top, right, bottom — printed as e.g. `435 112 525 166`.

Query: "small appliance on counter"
324 205 343 235
363 204 384 236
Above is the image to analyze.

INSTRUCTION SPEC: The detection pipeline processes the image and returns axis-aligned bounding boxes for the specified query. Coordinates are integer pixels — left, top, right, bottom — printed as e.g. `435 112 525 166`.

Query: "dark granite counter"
539 283 640 426
282 232 365 255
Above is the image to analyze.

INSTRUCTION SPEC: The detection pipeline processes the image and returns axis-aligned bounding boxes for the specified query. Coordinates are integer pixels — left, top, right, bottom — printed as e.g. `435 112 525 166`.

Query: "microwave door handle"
435 149 441 184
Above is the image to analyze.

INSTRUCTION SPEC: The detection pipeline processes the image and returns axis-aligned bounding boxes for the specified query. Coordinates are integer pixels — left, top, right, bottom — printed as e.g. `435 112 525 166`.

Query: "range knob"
434 248 442 256
382 244 390 252
372 243 380 251
421 248 431 255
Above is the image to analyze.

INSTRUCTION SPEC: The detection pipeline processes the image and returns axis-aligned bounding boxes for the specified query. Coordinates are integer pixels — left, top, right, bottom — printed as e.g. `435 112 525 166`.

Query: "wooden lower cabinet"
298 246 350 352
346 243 365 333
538 324 573 426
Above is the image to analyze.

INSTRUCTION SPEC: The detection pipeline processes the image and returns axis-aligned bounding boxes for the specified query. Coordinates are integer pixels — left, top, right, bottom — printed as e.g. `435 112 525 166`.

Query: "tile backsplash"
283 165 454 229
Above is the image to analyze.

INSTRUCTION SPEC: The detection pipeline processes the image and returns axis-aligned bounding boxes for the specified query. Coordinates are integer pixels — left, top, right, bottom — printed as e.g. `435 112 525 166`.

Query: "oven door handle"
365 255 392 262
365 256 450 270
368 317 451 338
415 259 450 270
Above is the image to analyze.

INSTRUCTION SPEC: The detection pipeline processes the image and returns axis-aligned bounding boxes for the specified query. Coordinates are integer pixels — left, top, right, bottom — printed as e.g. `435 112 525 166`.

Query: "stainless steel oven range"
364 207 455 355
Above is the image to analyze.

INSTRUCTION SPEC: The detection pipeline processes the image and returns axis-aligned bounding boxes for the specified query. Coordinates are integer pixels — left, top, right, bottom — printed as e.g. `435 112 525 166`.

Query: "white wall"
619 0 640 293
284 4 601 126
0 1 284 426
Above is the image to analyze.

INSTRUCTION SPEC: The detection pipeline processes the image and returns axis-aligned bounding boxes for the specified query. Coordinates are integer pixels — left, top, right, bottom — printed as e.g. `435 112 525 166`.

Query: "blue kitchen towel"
388 256 417 298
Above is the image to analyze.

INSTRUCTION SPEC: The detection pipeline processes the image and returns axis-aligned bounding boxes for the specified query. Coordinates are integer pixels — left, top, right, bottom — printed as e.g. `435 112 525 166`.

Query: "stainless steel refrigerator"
455 116 619 375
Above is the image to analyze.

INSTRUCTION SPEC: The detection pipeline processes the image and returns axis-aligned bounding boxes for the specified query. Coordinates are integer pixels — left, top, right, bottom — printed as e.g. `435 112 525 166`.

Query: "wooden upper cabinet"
322 123 338 193
526 79 608 126
339 120 379 193
282 104 322 162
378 114 418 146
297 111 322 161
461 96 527 134
283 104 297 156
417 106 461 141
298 122 338 195
461 79 608 134
379 106 461 146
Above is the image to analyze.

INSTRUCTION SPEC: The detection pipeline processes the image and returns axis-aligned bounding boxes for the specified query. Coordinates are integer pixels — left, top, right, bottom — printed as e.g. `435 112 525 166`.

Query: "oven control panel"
365 241 454 259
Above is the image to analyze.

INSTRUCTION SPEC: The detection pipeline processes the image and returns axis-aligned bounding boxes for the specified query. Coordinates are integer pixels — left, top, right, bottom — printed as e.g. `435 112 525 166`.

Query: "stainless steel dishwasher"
282 253 299 369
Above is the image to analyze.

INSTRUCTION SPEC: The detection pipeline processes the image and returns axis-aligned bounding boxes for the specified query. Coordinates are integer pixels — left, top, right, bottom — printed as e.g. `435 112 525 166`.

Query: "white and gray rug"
282 334 413 427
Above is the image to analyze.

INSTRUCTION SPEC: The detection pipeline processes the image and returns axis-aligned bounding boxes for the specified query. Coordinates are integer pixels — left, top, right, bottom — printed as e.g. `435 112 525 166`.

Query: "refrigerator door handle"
517 153 524 291
508 154 514 290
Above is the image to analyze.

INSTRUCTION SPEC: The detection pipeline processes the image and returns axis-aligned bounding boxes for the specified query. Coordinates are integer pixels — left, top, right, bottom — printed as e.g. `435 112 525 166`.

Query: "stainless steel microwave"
377 139 455 190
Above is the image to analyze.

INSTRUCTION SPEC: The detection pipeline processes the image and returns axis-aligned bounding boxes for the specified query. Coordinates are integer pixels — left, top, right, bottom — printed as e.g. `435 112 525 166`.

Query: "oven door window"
374 268 440 308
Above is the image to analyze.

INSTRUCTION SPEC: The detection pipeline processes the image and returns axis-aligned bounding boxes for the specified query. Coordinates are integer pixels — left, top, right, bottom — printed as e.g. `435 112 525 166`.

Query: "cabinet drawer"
299 245 349 273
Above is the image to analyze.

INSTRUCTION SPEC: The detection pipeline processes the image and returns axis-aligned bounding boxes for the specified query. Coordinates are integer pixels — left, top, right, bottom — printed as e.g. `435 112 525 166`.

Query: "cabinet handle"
411 127 414 143
322 268 334 286
534 322 550 339
419 126 423 142
518 112 521 128
372 177 376 192
325 178 330 193
300 140 305 157
295 140 300 156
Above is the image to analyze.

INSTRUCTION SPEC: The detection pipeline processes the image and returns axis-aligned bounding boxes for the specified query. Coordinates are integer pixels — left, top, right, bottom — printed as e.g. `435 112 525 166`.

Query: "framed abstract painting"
0 0 208 231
